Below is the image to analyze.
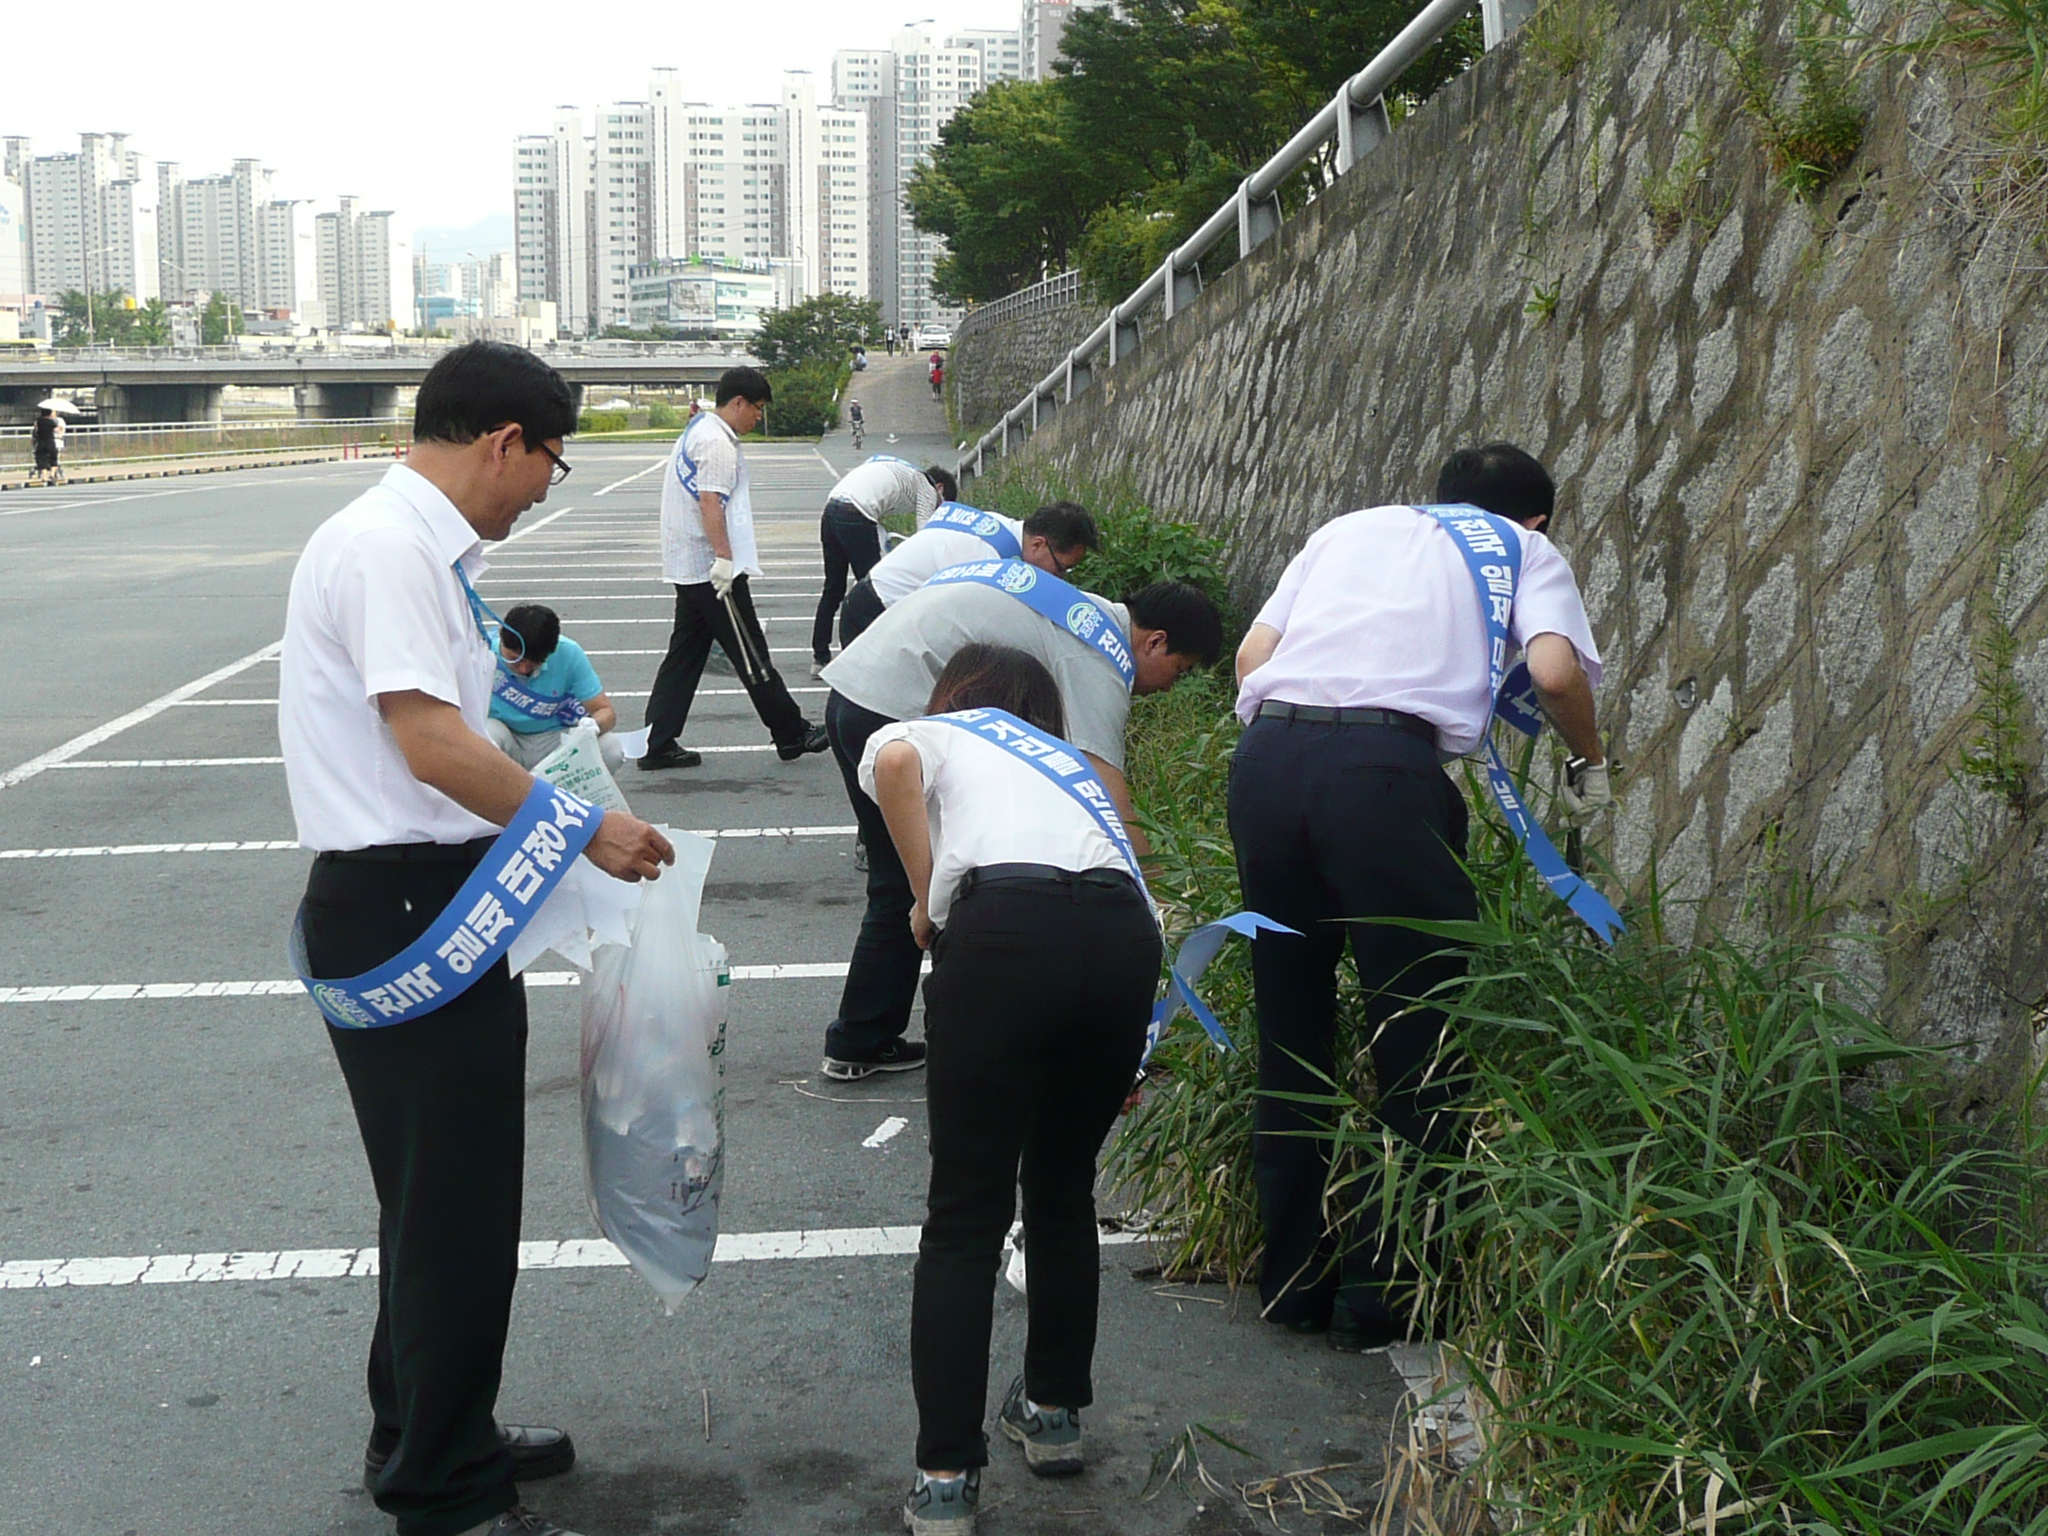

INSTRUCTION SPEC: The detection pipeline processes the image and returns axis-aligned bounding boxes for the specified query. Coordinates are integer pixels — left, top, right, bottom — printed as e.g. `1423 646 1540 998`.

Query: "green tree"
200 291 241 345
906 79 1126 304
750 294 882 371
761 362 846 437
53 289 141 346
132 297 171 346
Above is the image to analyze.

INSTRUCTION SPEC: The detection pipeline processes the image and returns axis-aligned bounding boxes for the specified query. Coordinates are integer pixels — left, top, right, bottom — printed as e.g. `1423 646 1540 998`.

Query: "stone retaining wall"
950 299 1104 438
959 0 2048 1099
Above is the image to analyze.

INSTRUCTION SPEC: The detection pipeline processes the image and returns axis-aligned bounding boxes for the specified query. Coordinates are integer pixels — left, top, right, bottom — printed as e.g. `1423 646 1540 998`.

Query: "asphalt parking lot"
0 355 1408 1536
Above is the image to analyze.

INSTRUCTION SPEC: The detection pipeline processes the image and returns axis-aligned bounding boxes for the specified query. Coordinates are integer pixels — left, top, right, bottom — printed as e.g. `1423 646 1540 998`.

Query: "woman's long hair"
926 643 1066 738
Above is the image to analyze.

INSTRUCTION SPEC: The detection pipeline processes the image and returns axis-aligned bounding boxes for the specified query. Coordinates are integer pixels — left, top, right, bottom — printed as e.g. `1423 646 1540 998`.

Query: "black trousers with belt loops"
1226 714 1476 1332
301 841 525 1536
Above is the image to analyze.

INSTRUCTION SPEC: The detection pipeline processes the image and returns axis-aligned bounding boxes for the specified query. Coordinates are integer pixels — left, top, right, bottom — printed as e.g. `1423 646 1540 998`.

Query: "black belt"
1256 700 1437 744
315 836 495 866
956 863 1139 900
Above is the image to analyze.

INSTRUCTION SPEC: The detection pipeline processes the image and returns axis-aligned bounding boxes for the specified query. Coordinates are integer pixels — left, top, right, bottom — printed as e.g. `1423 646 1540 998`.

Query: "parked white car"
912 325 953 350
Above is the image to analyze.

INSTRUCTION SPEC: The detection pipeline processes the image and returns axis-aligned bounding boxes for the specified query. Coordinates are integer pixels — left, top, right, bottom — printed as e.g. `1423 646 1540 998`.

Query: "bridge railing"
0 416 411 472
1 339 752 366
959 0 1535 479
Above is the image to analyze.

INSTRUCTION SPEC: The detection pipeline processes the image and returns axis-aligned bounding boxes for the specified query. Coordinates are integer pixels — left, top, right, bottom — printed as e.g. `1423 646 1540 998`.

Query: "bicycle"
850 418 865 450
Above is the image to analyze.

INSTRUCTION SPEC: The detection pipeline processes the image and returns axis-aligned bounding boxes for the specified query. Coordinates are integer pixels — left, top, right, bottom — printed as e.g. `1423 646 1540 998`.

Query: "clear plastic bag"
535 718 632 815
579 831 727 1312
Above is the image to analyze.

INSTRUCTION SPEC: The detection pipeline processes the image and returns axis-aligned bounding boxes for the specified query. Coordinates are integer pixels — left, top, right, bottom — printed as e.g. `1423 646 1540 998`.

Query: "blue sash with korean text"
928 709 1295 1057
1422 504 1625 942
492 664 588 729
924 502 1022 560
923 559 1134 691
290 779 605 1029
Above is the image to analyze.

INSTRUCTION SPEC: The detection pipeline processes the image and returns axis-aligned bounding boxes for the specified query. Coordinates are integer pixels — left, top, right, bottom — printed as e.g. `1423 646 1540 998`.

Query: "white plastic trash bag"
535 719 632 815
580 830 728 1312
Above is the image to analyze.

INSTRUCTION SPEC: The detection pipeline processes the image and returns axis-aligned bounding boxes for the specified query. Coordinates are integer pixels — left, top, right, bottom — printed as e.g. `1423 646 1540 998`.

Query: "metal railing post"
1237 181 1283 254
1482 0 1538 48
1108 305 1140 365
1335 89 1394 174
1067 352 1091 401
1161 257 1203 320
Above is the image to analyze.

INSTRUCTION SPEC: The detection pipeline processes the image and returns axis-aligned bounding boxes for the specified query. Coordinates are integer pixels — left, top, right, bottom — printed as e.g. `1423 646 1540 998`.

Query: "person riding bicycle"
849 399 865 446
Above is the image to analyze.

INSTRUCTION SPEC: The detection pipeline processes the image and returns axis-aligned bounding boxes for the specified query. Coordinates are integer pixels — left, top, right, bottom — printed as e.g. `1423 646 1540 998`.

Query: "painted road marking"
163 689 828 705
0 960 886 1004
51 742 797 768
862 1117 911 1149
0 1230 1144 1290
0 644 281 793
0 827 856 860
591 458 667 496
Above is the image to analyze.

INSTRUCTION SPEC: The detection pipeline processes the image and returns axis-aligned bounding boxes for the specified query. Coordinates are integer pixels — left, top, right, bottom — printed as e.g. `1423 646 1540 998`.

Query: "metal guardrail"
959 0 1535 478
0 416 411 470
953 271 1084 344
0 339 753 365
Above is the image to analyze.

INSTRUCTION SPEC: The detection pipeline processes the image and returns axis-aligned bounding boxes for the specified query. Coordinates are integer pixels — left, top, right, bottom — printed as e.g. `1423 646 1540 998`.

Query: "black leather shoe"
637 743 702 771
776 723 830 761
1267 1313 1330 1337
364 1424 575 1491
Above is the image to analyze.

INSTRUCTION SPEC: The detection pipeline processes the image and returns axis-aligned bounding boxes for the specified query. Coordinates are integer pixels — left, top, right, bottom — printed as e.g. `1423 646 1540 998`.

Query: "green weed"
1524 277 1563 321
1523 0 1619 77
1641 125 1719 243
1689 0 1866 199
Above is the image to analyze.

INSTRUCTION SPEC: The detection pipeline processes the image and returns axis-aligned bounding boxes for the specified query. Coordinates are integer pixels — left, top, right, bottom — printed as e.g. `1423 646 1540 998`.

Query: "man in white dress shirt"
836 500 1101 650
281 341 673 1536
809 455 958 674
641 366 829 770
1229 443 1613 1352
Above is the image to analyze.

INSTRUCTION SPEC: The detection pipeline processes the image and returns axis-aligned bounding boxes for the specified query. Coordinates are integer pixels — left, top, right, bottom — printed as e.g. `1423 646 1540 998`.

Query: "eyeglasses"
536 443 572 486
1052 547 1084 575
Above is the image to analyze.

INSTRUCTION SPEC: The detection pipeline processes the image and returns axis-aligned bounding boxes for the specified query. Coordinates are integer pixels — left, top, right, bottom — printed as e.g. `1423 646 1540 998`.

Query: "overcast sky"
6 0 1019 241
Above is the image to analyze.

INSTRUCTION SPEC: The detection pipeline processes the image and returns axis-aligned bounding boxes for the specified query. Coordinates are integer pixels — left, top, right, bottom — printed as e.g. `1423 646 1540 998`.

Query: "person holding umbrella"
31 400 71 486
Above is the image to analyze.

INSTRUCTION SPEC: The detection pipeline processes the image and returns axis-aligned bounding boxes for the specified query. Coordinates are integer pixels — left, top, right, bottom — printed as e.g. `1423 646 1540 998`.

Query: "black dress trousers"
300 844 524 1536
644 574 809 751
822 689 925 1061
838 576 886 650
1227 716 1477 1331
812 500 886 662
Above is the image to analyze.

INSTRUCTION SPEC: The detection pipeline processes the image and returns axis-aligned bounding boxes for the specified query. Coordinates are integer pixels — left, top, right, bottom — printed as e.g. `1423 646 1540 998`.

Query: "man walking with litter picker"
641 366 829 770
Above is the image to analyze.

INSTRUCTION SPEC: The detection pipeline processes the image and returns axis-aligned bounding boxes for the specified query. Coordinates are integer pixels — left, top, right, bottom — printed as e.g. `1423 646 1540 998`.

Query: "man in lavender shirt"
1228 443 1613 1351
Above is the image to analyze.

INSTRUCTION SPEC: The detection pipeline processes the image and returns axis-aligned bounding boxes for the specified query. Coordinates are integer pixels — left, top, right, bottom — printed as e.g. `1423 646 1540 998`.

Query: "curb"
0 447 400 494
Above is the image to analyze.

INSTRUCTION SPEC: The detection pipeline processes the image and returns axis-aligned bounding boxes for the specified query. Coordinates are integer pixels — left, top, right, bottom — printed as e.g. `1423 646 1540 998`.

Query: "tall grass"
1355 826 2048 1532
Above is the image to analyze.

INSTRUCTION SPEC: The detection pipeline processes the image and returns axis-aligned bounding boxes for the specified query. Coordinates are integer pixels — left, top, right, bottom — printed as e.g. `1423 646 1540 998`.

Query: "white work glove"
1559 757 1615 827
709 557 737 599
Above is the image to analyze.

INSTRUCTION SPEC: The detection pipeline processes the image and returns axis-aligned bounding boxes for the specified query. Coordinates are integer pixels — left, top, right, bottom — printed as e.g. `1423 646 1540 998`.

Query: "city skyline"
3 0 1027 236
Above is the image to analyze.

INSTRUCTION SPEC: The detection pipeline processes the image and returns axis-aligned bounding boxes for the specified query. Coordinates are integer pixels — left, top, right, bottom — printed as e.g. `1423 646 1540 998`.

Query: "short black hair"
1436 442 1556 527
715 367 773 407
1023 500 1100 554
925 465 959 503
1127 580 1223 667
927 643 1067 736
413 341 576 449
500 603 562 666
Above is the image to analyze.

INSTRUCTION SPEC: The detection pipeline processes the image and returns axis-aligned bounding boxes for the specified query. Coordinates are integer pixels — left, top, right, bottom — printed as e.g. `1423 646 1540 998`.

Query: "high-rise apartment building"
834 26 1017 331
1020 0 1116 80
516 75 869 338
514 112 590 338
23 133 158 303
316 196 410 331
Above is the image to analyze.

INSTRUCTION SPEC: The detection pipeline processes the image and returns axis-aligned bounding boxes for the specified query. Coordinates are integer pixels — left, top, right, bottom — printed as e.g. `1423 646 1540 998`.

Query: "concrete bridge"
0 343 757 424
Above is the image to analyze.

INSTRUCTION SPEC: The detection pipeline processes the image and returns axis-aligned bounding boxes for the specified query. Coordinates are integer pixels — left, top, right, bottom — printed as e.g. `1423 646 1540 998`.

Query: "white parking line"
590 458 667 495
0 645 281 794
0 826 858 861
51 742 809 769
3 1226 1149 1292
0 960 873 1004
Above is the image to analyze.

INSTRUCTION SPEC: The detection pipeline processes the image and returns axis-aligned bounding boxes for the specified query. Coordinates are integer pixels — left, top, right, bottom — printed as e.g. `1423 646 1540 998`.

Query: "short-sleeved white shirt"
867 514 1028 607
823 581 1135 769
858 719 1128 926
280 464 501 851
1235 505 1602 757
829 456 940 525
662 411 759 583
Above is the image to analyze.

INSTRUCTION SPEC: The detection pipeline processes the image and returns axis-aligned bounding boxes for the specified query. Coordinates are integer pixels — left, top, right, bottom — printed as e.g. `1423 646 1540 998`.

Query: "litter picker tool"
721 590 770 687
